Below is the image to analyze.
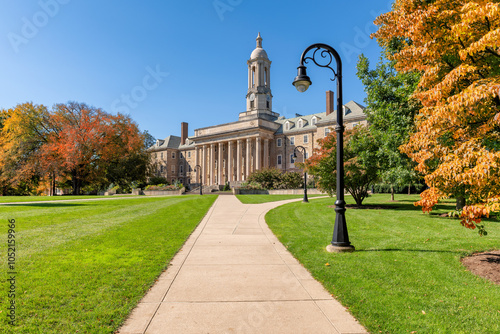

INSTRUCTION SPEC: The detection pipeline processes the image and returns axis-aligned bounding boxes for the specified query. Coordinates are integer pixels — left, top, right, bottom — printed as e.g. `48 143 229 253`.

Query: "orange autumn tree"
0 103 54 193
45 102 147 194
0 102 148 195
374 0 500 235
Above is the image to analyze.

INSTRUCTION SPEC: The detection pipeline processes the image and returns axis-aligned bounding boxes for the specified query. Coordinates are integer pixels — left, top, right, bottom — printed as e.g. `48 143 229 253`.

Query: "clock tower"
242 33 275 121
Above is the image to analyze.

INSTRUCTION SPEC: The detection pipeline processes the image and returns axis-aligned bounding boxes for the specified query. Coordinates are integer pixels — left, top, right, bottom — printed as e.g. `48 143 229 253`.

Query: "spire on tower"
256 32 262 48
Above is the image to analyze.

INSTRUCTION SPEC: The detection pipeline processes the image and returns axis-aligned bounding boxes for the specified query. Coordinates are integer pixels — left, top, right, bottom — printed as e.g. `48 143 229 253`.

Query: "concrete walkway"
118 195 367 334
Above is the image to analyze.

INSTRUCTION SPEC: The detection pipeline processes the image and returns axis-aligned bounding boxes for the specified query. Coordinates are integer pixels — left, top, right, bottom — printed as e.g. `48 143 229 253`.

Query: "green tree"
306 126 379 206
356 54 422 200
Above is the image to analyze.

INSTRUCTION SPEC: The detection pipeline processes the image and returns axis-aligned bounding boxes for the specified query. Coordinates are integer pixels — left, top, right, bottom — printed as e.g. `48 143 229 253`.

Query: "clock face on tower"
249 93 255 101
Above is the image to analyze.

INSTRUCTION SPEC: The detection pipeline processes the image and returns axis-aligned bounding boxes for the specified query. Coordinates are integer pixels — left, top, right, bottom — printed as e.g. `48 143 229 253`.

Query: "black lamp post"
293 146 308 203
195 164 202 196
292 43 354 252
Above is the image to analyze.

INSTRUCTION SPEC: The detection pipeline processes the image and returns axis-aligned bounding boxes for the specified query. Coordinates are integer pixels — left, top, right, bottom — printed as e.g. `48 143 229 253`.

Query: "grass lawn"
266 194 500 333
0 194 138 203
236 194 326 204
0 195 217 334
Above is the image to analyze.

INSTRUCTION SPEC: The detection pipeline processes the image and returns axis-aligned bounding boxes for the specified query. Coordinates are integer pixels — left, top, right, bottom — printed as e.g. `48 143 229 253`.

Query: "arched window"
252 67 255 87
264 67 268 86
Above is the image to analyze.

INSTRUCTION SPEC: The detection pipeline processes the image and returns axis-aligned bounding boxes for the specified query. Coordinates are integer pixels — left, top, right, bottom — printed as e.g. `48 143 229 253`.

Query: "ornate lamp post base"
326 244 355 253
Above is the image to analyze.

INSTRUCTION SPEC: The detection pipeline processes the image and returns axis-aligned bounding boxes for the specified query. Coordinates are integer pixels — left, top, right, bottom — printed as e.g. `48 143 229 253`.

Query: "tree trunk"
391 185 395 201
72 170 78 195
456 196 466 210
52 172 56 196
408 184 411 195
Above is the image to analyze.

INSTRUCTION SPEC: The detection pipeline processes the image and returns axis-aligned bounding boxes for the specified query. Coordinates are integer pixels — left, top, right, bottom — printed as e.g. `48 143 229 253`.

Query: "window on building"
265 67 268 86
277 155 282 165
277 138 282 147
325 128 331 136
180 165 184 175
250 100 254 109
303 135 309 143
290 137 295 145
188 151 191 158
160 165 164 173
160 152 163 159
311 117 317 126
172 152 176 159
305 151 309 159
285 122 290 131
298 119 303 128
290 154 295 164
171 165 175 173
252 67 255 87
266 101 270 108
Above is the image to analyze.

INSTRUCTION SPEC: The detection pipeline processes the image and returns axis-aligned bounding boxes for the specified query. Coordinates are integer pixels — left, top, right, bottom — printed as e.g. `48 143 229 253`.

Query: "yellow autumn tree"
374 0 500 235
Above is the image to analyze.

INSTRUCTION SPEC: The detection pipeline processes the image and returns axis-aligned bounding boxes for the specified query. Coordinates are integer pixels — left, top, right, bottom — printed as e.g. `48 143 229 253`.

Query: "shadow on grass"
341 203 420 211
356 248 462 254
3 203 85 208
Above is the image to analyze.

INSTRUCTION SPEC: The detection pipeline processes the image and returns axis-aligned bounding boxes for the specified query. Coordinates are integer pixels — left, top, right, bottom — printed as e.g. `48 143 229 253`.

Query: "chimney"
181 122 188 145
326 90 334 116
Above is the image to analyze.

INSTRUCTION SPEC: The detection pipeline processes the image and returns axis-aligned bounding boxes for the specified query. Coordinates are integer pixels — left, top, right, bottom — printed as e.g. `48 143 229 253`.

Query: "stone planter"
143 187 185 196
131 188 142 195
232 188 269 195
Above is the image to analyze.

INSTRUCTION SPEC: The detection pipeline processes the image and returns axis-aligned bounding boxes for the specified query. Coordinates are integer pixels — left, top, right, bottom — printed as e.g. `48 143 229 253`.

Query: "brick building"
149 33 367 187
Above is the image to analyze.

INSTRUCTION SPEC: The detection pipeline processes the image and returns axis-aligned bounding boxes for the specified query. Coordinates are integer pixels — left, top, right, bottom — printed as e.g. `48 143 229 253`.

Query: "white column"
228 141 233 182
246 138 251 178
202 145 207 185
256 137 261 171
210 144 215 185
264 139 269 168
218 142 223 185
237 140 242 181
195 147 200 185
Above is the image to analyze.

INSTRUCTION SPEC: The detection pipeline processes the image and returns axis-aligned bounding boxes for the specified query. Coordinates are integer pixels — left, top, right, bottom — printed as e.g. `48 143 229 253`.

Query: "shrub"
144 183 183 191
240 181 264 190
246 168 304 190
148 176 170 186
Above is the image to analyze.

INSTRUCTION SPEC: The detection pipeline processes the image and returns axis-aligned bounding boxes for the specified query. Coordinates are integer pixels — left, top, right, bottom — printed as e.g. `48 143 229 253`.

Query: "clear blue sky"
0 0 392 140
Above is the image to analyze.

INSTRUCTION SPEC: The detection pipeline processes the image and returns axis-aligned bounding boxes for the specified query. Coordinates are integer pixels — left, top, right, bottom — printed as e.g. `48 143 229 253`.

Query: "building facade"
149 34 367 187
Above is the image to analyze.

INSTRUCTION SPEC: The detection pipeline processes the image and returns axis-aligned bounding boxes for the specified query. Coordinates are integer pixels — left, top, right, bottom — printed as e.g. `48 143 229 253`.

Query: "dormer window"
285 122 290 131
298 119 303 128
311 116 317 126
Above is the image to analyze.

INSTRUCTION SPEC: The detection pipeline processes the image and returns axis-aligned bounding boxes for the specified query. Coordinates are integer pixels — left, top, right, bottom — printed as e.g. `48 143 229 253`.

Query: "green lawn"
0 195 217 334
265 194 500 333
0 194 138 203
236 194 326 204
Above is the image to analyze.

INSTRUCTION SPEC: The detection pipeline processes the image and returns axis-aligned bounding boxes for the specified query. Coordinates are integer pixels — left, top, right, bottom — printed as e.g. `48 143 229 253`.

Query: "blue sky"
0 0 392 140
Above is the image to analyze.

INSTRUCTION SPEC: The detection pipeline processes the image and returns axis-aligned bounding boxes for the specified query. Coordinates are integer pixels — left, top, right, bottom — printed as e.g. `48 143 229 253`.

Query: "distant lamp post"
292 43 355 253
195 164 202 195
293 146 308 203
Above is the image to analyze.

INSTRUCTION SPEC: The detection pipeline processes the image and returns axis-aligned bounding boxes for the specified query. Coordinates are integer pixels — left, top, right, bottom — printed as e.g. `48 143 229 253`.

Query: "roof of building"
274 100 366 135
148 135 181 151
250 32 269 60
